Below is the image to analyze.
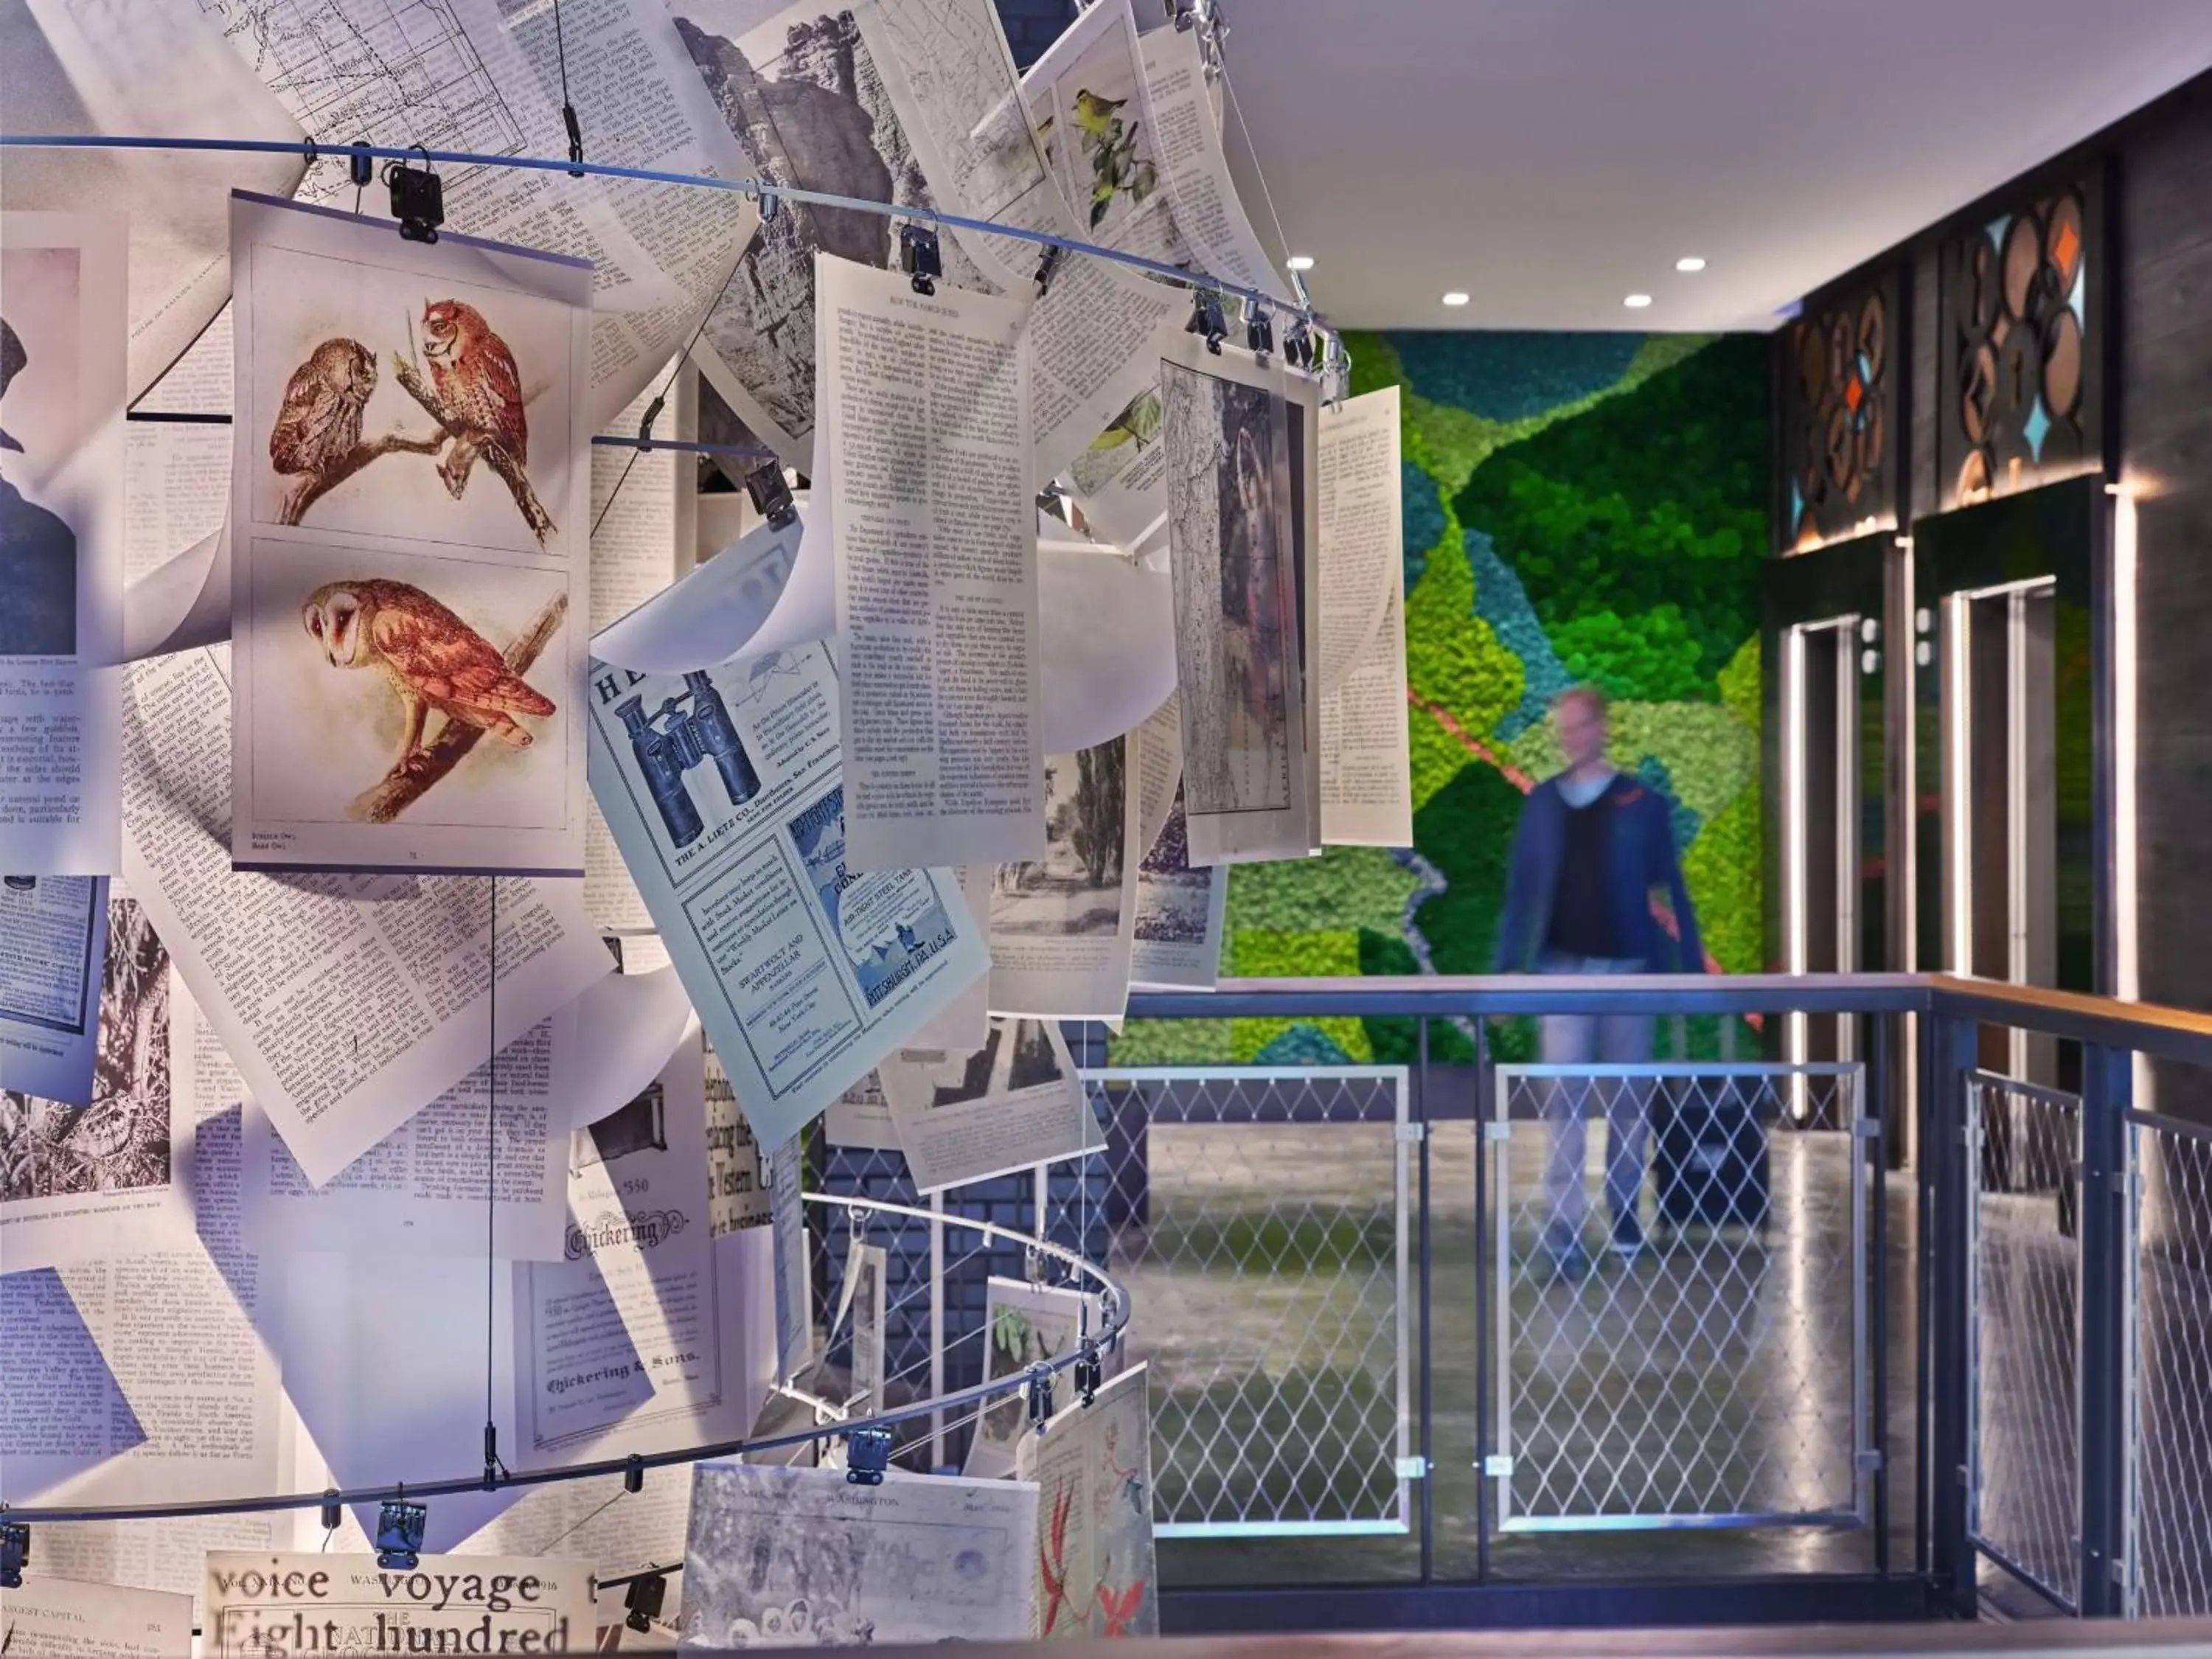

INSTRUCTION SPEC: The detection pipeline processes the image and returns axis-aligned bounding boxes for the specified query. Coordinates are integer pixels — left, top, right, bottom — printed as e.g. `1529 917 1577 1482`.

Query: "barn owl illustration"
420 298 526 501
301 579 555 782
268 337 376 477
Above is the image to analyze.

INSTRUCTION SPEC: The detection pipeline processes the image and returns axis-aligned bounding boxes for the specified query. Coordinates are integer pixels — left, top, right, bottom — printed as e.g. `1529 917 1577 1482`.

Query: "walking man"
1495 686 1704 1278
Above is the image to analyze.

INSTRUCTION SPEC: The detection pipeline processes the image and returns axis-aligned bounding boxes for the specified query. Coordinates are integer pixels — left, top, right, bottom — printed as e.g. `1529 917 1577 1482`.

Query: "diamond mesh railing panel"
1492 1064 1865 1531
1088 1067 1410 1537
1966 1073 2082 1612
2134 1119 2212 1618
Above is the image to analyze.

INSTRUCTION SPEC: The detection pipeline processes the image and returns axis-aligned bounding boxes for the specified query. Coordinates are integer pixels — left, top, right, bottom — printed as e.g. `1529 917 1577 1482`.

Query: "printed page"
513 1037 762 1463
848 1239 888 1413
905 866 992 1049
823 1069 899 1150
0 1574 193 1658
706 1040 772 1237
451 1471 695 1641
1 1029 279 1511
876 1017 1103 1192
1065 361 1172 560
209 0 761 433
1016 1363 1158 1638
965 1277 1104 1480
123 420 230 585
1017 0 1190 484
683 1463 1037 1646
1160 339 1312 864
229 194 593 875
1 899 189 1269
0 874 106 1106
672 0 994 473
589 371 695 931
852 0 1072 286
1 212 125 875
817 253 1044 870
988 734 1141 1020
1035 543 1176 754
122 646 613 1185
4 0 304 400
240 1013 571 1262
585 640 991 1155
1028 260 1186 493
1138 24 1293 305
768 1130 812 1382
1130 698 1226 990
1318 386 1413 846
201 1553 595 1658
1285 369 1325 850
591 502 824 676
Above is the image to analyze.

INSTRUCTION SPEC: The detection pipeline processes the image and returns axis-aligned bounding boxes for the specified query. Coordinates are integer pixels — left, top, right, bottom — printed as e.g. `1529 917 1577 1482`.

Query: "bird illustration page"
585 641 990 1155
228 191 591 874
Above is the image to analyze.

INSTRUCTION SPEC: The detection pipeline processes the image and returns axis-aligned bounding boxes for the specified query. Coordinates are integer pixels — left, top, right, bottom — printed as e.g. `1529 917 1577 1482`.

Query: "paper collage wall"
1114 330 1771 1066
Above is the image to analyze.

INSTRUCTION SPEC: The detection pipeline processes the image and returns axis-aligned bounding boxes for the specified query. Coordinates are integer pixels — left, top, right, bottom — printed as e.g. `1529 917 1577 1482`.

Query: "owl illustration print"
302 578 555 787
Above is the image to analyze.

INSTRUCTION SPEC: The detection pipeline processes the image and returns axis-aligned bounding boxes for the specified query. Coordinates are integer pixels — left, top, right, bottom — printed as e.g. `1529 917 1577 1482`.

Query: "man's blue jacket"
1493 774 1706 974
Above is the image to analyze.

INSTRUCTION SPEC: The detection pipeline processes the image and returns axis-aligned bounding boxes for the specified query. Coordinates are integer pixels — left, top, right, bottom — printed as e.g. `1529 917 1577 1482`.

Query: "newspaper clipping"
585 640 990 1155
0 873 107 1105
1318 385 1413 846
876 1017 1103 1192
0 1573 194 1658
201 1553 595 1658
1130 698 1227 990
1 212 125 875
988 736 1141 1020
1160 341 1312 865
684 1463 1038 1646
1017 1362 1159 1638
818 252 1045 872
967 1276 1106 1480
228 193 593 875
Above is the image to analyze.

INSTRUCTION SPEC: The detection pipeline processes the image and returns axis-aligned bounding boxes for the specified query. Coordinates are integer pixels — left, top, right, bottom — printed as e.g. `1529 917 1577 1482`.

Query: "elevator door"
1784 618 1862 1112
1947 579 2060 1088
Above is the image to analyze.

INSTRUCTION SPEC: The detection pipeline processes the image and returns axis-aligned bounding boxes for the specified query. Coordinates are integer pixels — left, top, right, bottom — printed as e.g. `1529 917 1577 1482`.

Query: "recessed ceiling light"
1674 256 1708 273
1286 254 1315 272
1624 293 1654 309
1441 291 1470 307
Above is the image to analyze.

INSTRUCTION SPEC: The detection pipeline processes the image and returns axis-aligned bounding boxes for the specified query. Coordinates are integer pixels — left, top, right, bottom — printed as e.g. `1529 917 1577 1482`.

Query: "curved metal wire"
0 1192 1130 1527
0 134 1319 324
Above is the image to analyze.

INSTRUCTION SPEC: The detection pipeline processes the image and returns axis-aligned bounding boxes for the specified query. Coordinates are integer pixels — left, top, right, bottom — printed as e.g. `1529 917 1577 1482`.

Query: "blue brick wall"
993 0 1078 67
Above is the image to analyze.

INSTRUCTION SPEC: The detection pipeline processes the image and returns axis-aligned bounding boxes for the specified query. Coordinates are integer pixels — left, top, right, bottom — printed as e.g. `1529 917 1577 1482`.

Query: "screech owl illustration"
420 298 526 501
302 578 555 781
269 337 376 476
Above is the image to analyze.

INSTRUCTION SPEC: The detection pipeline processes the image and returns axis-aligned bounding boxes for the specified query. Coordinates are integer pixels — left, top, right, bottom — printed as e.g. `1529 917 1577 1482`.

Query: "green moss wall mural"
1116 331 1771 1065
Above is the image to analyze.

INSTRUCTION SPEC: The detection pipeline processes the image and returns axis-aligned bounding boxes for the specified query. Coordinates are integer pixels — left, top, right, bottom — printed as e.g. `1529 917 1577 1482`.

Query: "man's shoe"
1610 1212 1646 1260
1548 1242 1590 1282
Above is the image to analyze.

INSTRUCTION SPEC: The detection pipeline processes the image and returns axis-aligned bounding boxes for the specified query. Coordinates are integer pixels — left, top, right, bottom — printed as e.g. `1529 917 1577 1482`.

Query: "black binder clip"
375 1494 428 1570
757 185 779 226
625 1453 647 1495
624 1571 668 1634
1 1520 27 1590
1034 242 1062 296
1026 1363 1056 1433
482 1422 504 1491
1189 288 1226 354
636 393 667 453
1283 319 1315 373
1245 299 1274 365
900 223 942 296
1074 1338 1103 1408
845 1426 893 1485
347 142 376 192
319 1488 343 1534
745 462 799 531
563 102 586 178
384 150 444 245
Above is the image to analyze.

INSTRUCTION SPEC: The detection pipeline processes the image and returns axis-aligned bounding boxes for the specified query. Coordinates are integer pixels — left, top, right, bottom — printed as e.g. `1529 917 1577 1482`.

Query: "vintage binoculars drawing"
615 671 762 847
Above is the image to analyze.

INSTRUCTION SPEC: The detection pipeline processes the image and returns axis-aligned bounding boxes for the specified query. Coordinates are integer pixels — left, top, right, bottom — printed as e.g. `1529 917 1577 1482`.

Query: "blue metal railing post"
1473 1011 1493 1585
2076 1042 2134 1615
1416 1016 1434 1585
1870 1011 1893 1576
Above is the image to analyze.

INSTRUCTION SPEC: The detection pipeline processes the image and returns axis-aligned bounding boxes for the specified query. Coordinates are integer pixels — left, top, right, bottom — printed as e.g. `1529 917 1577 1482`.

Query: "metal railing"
1101 973 2212 1630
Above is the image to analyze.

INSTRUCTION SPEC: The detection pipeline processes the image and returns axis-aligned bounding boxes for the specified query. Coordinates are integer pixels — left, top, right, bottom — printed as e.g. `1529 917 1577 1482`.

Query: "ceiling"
1217 0 2212 333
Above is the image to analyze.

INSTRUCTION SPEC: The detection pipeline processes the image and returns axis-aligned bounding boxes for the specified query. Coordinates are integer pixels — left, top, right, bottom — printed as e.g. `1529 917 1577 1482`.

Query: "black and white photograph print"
1134 785 1209 944
0 257 81 658
0 897 170 1203
1162 358 1295 818
991 737 1127 939
674 0 989 446
926 1017 1065 1109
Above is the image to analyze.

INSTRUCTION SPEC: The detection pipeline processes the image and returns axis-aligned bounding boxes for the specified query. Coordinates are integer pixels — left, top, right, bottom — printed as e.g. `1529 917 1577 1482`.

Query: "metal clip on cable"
375 1492 428 1571
384 148 444 244
1245 298 1273 364
1191 288 1227 354
1 1519 28 1589
1026 1363 1057 1433
900 223 942 296
745 462 799 529
845 1426 893 1485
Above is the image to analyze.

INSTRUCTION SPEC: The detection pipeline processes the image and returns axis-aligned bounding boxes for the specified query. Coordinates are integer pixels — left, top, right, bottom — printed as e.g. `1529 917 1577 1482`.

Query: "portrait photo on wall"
228 191 591 874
